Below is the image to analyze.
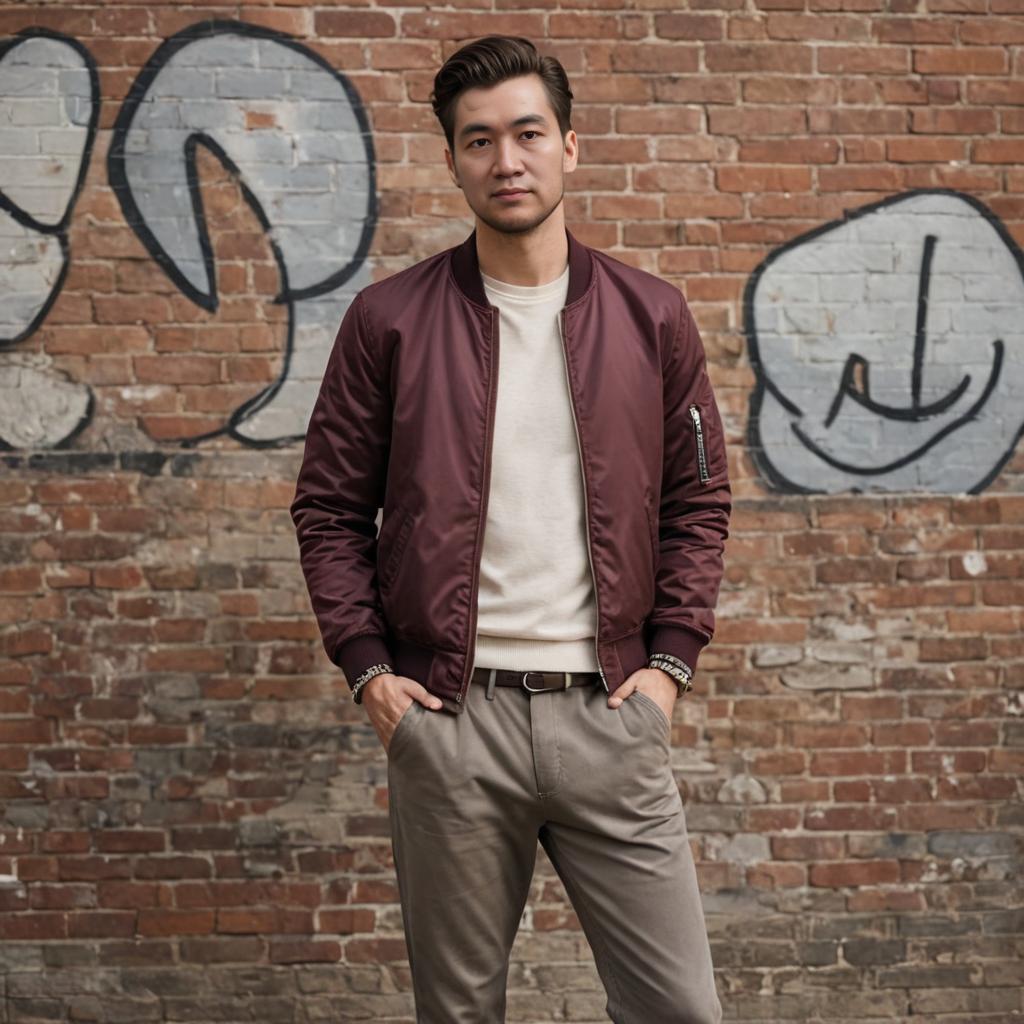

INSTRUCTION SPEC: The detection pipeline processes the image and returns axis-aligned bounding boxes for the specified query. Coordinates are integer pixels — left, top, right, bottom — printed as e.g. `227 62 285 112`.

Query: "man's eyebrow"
458 113 549 140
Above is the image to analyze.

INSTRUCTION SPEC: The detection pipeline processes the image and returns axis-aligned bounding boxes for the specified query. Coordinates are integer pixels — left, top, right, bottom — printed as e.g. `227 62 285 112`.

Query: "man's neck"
475 214 569 288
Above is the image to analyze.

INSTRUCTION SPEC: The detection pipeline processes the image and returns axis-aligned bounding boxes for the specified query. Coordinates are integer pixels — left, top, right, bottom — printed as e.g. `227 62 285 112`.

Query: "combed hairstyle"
430 36 574 153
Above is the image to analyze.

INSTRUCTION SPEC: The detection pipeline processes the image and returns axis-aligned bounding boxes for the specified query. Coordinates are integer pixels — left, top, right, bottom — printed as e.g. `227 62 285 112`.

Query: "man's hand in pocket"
362 673 444 753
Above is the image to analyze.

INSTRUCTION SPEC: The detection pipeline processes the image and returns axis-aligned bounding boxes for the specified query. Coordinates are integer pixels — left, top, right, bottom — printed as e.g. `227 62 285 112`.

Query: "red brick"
269 940 342 964
915 46 1008 75
66 911 136 938
0 912 68 940
810 860 902 887
138 910 215 937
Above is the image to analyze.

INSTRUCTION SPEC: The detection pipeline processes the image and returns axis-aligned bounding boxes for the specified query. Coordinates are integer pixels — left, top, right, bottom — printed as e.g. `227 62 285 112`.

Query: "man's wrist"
647 653 693 696
351 662 394 704
335 634 396 703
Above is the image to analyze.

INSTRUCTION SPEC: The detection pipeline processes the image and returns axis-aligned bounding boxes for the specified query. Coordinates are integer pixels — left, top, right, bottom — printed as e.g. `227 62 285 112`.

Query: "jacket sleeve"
290 290 395 695
647 290 732 677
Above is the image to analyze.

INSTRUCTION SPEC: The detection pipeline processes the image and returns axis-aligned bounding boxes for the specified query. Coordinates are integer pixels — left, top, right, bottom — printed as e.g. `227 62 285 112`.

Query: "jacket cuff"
334 633 396 694
647 624 708 677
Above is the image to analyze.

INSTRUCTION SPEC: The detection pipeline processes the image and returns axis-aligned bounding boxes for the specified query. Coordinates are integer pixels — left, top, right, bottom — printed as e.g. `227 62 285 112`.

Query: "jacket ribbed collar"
450 225 594 309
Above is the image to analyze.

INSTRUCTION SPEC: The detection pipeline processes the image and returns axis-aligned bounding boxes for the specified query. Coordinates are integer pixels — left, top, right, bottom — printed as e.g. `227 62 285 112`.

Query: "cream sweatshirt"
472 262 601 674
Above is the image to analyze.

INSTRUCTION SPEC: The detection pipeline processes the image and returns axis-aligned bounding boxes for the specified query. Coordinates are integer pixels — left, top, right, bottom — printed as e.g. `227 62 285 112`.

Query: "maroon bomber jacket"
290 227 732 715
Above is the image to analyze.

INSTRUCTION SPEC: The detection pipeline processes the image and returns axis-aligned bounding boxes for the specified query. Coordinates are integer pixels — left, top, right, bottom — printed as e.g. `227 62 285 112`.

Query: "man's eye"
469 132 539 148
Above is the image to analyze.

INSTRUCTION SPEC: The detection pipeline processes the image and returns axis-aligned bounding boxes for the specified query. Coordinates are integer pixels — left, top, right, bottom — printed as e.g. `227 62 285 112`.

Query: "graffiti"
1 20 376 450
0 28 98 448
746 189 1024 494
108 21 377 446
3 24 1021 495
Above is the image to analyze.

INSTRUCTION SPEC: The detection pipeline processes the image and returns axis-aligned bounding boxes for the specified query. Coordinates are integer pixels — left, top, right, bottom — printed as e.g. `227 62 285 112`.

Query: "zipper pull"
689 404 711 484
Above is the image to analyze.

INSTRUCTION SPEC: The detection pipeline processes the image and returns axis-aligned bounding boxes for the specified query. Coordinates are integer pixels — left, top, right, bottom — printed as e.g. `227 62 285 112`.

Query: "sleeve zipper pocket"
689 404 711 484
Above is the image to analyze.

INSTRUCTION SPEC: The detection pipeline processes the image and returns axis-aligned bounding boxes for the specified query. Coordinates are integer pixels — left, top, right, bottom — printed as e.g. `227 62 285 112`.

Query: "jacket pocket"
378 506 415 592
688 403 712 485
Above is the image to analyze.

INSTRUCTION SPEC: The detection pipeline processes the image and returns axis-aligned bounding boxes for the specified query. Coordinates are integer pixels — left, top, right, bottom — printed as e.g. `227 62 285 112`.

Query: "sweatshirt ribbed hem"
473 635 599 673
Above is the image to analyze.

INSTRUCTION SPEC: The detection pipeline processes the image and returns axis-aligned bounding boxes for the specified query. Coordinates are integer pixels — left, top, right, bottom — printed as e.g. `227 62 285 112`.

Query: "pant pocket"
386 700 423 761
630 690 672 740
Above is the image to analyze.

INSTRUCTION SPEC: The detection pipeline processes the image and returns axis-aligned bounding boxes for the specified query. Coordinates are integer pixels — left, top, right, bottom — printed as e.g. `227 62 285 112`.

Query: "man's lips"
493 189 530 197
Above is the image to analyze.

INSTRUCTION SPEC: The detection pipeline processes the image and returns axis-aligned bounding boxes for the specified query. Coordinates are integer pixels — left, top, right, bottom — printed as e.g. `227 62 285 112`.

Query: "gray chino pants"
386 672 724 1024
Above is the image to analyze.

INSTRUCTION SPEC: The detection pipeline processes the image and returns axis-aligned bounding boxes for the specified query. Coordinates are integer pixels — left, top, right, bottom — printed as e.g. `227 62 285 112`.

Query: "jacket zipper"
457 307 500 706
558 310 609 693
689 403 711 484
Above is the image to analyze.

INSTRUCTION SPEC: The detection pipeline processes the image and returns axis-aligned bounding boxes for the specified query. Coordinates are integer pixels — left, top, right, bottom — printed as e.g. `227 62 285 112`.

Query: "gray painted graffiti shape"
747 189 1024 494
0 29 98 448
108 20 376 446
1 20 376 449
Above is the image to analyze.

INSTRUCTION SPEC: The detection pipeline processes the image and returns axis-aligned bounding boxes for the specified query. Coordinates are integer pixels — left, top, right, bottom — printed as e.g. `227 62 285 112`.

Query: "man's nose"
492 140 524 176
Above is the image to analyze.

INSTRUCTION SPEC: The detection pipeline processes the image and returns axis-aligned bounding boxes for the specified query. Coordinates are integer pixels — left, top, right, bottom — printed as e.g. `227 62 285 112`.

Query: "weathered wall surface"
1 5 1022 1022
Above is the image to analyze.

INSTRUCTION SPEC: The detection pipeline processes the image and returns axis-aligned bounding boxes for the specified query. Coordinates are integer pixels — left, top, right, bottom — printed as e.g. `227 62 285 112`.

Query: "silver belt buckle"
522 671 546 693
522 671 573 693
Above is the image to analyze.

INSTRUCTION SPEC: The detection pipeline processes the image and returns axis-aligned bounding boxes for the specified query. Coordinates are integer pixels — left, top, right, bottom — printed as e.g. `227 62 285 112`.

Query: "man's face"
444 74 578 236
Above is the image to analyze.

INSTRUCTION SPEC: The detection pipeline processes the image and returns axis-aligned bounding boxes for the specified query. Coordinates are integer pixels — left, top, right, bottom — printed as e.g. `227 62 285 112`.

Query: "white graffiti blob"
748 189 1024 494
0 31 96 447
108 21 376 446
0 353 92 448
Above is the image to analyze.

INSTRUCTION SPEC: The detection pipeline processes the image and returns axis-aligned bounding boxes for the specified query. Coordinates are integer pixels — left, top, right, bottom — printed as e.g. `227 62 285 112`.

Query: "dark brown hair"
430 36 574 152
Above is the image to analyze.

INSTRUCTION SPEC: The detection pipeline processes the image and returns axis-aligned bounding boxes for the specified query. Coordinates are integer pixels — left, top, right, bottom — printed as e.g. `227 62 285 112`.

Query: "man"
291 34 730 1024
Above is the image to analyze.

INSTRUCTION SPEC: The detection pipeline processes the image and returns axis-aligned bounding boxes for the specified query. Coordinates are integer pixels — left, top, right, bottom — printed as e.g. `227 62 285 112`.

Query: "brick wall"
2 4 1022 1022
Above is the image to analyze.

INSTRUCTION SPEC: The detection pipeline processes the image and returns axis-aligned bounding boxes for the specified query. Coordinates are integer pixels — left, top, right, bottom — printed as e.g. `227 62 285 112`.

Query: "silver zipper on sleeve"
558 310 609 692
689 404 711 484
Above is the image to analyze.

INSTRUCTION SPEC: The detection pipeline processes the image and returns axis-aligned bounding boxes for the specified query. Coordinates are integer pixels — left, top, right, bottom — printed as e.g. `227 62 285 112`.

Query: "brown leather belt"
471 666 601 693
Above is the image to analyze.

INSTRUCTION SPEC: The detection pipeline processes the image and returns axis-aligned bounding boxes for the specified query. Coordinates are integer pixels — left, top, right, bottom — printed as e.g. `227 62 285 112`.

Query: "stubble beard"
470 181 565 238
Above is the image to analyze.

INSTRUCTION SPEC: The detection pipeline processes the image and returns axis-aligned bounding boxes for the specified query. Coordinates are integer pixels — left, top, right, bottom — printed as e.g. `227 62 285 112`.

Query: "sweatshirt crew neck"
480 262 569 302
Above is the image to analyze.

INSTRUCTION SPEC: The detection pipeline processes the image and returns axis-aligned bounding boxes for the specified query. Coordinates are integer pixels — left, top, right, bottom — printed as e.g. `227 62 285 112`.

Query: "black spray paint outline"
0 27 100 450
744 187 1024 495
107 18 378 449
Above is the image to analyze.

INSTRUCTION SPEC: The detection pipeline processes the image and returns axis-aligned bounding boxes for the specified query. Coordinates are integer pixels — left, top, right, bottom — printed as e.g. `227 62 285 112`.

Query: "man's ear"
563 129 579 174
